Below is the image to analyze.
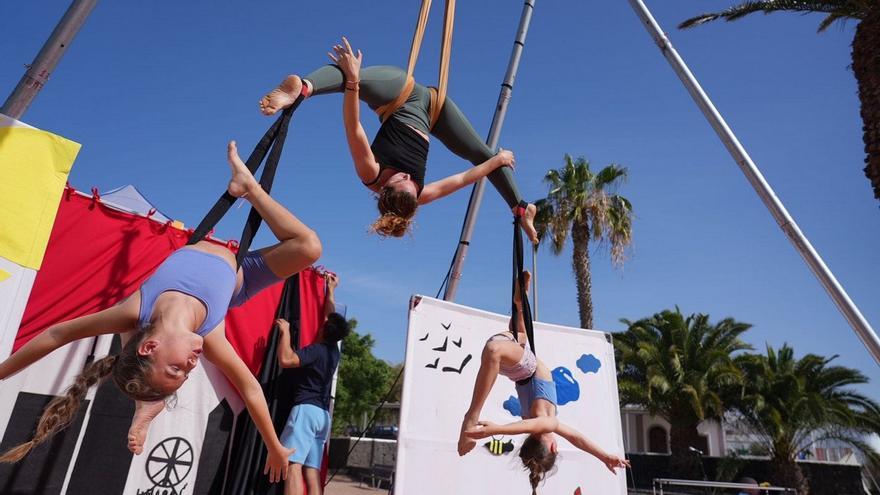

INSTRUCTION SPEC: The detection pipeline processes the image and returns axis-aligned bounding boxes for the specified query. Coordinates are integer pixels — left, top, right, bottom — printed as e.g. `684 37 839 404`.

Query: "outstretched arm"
0 296 140 380
418 150 515 205
204 328 294 483
465 417 558 438
556 422 630 472
329 38 381 187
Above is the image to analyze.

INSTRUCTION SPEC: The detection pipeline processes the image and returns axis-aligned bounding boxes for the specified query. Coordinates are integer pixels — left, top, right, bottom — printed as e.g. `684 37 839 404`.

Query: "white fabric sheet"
0 256 36 361
396 296 627 495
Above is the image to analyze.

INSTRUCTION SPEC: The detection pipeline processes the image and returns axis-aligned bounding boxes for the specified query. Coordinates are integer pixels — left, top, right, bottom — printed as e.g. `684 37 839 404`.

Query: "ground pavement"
325 473 388 494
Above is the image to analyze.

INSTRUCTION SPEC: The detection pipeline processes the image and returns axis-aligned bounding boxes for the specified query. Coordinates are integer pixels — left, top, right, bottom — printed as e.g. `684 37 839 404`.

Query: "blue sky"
3 1 878 399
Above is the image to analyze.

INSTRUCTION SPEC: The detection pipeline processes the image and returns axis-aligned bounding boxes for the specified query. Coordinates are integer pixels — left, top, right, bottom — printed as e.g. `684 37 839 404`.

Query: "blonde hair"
0 326 168 463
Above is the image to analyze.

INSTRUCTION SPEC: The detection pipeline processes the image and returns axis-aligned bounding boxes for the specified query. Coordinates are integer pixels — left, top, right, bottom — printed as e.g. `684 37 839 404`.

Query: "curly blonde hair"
370 187 418 237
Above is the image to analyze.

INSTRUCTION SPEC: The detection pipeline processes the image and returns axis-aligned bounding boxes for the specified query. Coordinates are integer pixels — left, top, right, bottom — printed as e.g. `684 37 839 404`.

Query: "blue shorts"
229 250 283 308
516 376 558 415
280 404 331 469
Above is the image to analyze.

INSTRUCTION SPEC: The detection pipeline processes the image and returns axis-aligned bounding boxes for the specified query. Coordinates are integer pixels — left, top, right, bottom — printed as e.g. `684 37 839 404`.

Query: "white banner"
0 257 36 361
396 296 627 495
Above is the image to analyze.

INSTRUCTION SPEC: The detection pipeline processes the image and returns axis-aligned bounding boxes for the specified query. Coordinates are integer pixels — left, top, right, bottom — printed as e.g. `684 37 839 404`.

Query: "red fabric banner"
297 269 326 349
16 189 284 375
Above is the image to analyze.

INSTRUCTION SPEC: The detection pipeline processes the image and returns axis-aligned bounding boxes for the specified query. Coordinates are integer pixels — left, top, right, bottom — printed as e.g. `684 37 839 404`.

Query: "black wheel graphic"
146 437 193 488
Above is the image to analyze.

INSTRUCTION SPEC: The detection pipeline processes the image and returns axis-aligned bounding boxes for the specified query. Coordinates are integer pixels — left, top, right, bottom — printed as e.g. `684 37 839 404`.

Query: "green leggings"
304 65 523 208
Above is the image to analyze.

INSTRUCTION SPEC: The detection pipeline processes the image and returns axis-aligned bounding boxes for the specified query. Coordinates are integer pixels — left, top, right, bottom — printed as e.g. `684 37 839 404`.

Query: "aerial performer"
274 273 348 495
0 141 322 483
457 271 629 494
259 37 538 240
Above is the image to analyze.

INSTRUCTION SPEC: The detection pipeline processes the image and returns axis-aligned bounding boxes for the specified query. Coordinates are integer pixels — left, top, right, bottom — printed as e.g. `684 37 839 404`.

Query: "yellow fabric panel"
0 126 80 269
0 269 9 283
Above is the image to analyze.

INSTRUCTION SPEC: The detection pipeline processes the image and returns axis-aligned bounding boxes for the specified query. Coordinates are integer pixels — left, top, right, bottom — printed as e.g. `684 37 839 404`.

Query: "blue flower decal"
577 354 601 374
503 395 522 417
553 367 580 405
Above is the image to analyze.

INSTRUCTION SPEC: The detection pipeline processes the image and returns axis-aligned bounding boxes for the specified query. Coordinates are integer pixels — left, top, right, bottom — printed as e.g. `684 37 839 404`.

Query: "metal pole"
626 0 880 365
1 0 97 119
443 0 536 301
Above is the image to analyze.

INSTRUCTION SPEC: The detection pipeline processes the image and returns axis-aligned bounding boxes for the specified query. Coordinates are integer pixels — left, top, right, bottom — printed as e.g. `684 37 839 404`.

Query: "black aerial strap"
512 201 536 354
187 95 305 266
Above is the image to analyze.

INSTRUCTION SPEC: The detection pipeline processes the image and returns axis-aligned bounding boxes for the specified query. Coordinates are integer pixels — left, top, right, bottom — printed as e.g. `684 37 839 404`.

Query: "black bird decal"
419 333 429 341
432 337 448 352
453 337 463 348
442 354 472 374
441 322 452 330
426 358 440 369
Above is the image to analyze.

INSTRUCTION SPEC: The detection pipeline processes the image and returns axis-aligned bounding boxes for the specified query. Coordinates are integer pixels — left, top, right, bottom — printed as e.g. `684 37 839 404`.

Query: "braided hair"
0 326 169 463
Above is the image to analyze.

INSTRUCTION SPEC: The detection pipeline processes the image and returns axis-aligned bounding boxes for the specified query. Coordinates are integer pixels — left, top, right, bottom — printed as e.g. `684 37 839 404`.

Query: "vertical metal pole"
443 0 536 301
1 0 97 119
626 0 880 365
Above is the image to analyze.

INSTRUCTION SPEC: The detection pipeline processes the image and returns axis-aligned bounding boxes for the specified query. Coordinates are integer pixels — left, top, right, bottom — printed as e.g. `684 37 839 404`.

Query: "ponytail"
519 434 558 495
0 355 116 463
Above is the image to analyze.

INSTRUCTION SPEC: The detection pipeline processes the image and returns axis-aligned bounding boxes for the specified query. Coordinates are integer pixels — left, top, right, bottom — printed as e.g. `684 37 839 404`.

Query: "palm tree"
731 344 880 493
679 1 880 202
614 309 752 478
534 155 633 329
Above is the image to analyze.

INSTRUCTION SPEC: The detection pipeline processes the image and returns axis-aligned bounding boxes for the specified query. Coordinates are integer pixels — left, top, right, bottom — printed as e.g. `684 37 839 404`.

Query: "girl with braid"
259 37 538 240
457 271 629 494
0 141 322 483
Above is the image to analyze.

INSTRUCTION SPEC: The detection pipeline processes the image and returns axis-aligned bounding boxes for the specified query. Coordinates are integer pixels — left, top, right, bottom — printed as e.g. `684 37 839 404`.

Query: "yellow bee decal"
484 436 514 455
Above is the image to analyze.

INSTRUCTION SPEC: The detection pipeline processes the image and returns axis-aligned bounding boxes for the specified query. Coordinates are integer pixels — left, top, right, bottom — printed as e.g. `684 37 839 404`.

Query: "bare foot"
226 141 259 198
259 75 303 116
518 203 538 244
128 400 165 455
457 417 478 456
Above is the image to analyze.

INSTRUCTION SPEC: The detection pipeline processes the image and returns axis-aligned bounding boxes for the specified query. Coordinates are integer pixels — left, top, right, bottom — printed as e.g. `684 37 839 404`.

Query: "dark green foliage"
729 344 880 492
332 319 395 434
614 308 752 477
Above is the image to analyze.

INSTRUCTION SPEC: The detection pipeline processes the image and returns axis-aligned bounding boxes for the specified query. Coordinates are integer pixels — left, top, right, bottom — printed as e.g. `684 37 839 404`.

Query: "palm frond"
678 0 866 31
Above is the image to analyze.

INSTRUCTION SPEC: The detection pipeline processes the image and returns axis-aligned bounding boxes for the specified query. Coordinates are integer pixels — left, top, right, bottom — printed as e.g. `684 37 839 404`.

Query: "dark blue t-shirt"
293 342 340 410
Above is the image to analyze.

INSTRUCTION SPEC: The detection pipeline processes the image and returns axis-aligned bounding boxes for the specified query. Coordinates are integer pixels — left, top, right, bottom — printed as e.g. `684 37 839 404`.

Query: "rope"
187 95 304 266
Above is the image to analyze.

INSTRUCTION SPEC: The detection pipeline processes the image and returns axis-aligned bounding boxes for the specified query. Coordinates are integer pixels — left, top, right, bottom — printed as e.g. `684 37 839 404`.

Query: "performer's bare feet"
128 400 165 455
517 203 538 244
259 75 303 116
457 416 478 456
226 141 259 198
